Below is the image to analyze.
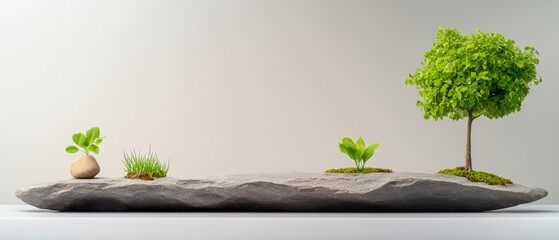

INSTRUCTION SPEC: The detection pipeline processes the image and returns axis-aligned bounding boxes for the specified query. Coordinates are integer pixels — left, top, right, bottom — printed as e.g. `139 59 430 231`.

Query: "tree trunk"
465 111 474 171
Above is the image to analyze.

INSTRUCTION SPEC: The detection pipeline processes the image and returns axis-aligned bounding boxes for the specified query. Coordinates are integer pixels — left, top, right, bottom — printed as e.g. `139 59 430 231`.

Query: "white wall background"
0 0 557 204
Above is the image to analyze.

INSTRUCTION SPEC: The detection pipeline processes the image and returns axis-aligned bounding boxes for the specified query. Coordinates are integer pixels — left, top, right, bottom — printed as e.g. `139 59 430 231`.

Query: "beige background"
0 0 557 204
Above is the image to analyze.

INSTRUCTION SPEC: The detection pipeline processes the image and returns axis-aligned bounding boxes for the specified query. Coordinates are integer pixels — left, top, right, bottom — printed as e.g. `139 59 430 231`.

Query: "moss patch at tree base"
325 167 393 174
438 167 512 186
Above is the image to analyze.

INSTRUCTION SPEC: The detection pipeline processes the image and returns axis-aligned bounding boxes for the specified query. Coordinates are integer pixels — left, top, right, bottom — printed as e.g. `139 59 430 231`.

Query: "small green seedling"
338 137 379 172
65 127 104 155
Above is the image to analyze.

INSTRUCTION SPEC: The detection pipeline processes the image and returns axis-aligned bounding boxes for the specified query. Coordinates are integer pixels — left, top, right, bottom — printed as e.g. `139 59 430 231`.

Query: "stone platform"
15 172 547 212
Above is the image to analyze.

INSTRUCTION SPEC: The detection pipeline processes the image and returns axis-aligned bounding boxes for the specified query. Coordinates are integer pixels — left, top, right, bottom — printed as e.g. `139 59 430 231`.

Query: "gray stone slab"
15 172 548 212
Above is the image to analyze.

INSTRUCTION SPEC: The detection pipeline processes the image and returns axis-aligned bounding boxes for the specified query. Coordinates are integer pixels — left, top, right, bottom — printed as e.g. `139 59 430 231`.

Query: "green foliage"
405 27 541 121
123 147 169 180
338 137 380 172
65 127 104 155
325 167 392 174
438 168 512 186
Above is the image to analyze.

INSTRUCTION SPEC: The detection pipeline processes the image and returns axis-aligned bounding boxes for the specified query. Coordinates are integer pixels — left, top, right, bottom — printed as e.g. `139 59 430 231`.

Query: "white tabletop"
1 205 558 240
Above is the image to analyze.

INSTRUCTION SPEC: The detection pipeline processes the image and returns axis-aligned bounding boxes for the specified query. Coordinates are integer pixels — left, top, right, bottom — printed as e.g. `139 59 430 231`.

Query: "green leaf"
78 134 89 148
362 143 380 161
339 143 348 154
356 137 366 160
88 127 100 141
346 147 357 160
356 137 365 149
341 137 355 148
72 133 81 145
86 128 93 141
95 138 103 145
87 145 99 155
65 145 79 154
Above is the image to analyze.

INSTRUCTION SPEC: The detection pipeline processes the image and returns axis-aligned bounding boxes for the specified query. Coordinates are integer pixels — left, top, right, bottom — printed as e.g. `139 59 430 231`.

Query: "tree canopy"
405 27 541 121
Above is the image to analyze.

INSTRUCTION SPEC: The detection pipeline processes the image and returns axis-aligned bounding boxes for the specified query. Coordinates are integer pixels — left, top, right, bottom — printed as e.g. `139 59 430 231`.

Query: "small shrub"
438 167 512 186
123 148 169 180
325 167 392 174
338 137 380 172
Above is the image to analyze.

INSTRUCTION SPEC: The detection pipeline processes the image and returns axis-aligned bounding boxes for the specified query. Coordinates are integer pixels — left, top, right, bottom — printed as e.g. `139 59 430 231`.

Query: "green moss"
325 167 393 174
438 168 512 186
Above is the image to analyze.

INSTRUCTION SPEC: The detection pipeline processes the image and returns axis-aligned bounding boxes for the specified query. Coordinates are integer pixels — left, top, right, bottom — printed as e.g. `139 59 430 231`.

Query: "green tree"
405 27 541 171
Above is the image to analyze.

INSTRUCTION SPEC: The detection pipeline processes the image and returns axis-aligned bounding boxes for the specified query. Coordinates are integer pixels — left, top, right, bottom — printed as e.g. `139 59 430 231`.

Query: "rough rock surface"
15 172 547 212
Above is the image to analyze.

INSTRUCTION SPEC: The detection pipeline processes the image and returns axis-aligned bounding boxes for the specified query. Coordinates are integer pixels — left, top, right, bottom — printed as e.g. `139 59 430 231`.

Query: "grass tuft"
123 147 169 180
325 167 393 174
438 167 512 186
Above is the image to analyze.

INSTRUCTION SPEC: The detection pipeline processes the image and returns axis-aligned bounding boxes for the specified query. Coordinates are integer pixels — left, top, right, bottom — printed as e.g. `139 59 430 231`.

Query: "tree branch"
469 109 480 120
472 113 481 120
